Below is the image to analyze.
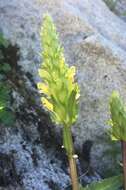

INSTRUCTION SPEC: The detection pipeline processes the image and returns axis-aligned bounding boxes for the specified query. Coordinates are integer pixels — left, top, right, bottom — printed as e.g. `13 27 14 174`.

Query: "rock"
0 126 70 190
104 0 126 22
0 153 19 187
0 0 126 189
0 42 70 189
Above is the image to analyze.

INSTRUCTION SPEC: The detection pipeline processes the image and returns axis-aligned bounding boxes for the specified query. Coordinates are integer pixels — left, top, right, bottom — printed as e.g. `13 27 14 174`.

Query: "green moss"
0 34 15 126
104 0 118 12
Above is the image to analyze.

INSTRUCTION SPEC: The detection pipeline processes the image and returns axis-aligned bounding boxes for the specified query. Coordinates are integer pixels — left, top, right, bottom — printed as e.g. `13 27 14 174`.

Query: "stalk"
121 141 126 190
38 14 80 190
63 125 79 190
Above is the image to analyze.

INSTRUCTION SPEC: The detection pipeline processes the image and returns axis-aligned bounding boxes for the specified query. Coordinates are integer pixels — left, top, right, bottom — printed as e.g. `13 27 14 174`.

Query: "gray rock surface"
0 127 69 190
104 0 126 21
0 0 126 189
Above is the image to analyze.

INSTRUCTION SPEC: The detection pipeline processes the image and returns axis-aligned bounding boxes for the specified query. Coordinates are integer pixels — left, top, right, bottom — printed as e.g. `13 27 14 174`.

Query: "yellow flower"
67 66 76 82
41 97 53 111
37 83 49 95
38 69 51 81
75 84 80 100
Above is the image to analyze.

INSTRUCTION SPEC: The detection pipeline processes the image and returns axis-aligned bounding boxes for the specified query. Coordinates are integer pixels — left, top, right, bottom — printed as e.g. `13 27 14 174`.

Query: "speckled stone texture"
0 0 126 189
104 0 126 21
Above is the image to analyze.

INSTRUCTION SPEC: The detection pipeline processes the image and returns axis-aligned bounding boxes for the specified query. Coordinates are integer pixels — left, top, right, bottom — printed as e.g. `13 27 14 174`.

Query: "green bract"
81 174 122 190
109 91 126 141
38 14 80 127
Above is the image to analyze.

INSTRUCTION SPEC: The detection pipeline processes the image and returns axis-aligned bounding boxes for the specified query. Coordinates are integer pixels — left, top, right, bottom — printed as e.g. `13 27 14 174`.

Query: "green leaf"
1 63 11 73
0 82 14 126
51 95 66 124
0 109 15 126
0 74 6 80
67 90 77 125
109 91 126 141
0 33 9 47
80 175 123 190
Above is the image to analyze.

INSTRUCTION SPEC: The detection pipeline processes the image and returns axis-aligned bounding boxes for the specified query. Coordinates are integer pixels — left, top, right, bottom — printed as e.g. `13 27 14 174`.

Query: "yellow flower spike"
37 83 49 95
37 13 80 125
41 97 53 112
38 14 80 190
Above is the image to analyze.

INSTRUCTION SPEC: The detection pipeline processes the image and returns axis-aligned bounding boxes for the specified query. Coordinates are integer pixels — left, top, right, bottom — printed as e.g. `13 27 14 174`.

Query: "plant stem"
121 141 126 190
63 125 79 190
68 153 79 190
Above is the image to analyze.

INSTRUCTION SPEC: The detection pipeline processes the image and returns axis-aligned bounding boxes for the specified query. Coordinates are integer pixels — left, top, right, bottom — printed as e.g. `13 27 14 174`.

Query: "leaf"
80 174 123 190
0 109 15 126
0 82 14 126
2 63 11 73
0 74 6 80
67 90 77 125
0 33 9 47
109 91 126 141
51 95 66 124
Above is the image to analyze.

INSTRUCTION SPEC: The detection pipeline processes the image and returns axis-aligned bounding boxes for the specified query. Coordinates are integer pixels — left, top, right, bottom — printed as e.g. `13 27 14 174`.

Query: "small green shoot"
109 91 126 190
80 174 122 190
